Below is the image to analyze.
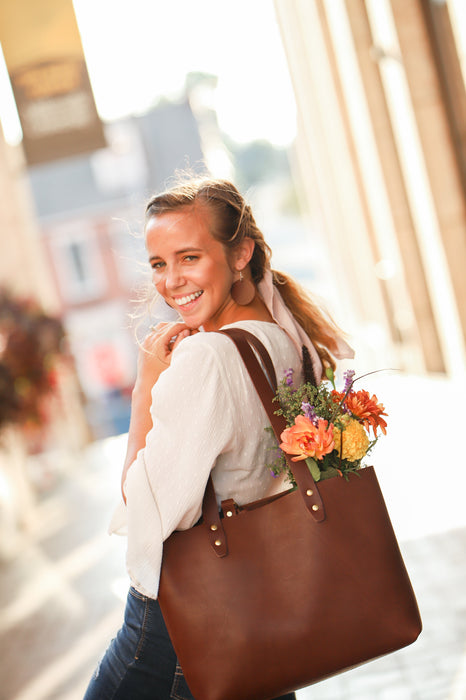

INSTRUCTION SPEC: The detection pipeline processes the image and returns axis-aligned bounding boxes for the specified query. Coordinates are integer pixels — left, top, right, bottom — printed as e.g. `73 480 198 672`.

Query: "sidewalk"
1 373 465 700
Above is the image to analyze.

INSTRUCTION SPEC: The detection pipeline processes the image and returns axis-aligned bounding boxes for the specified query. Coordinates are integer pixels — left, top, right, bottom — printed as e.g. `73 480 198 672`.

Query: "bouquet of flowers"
269 366 388 484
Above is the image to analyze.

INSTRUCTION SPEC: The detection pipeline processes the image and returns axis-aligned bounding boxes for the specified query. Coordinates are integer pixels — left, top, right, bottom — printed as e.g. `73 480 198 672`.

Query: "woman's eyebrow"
175 247 203 255
149 247 203 261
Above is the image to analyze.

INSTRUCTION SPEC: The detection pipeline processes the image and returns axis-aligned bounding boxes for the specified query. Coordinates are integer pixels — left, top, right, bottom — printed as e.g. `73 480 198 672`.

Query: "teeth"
175 291 203 306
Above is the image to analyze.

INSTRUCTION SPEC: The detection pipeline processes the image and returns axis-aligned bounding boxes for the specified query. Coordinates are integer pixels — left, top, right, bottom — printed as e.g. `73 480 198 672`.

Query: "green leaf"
325 366 336 389
319 467 340 481
305 457 321 482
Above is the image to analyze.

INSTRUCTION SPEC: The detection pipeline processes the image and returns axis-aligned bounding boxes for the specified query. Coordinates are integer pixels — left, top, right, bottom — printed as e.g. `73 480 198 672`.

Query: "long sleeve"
120 334 238 597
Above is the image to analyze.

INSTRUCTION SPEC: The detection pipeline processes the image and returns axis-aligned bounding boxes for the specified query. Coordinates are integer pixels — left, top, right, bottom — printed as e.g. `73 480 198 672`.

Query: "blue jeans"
83 587 297 700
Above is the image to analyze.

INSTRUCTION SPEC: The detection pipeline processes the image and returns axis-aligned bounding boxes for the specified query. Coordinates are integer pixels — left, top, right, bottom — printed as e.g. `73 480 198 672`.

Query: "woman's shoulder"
175 321 279 348
220 320 289 342
176 321 293 357
168 329 245 380
169 321 301 387
154 326 255 408
156 321 301 405
154 332 236 404
219 320 298 357
173 328 241 357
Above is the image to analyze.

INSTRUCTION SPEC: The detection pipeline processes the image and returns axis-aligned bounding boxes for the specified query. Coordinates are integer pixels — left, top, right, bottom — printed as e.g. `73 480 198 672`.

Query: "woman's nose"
165 265 185 290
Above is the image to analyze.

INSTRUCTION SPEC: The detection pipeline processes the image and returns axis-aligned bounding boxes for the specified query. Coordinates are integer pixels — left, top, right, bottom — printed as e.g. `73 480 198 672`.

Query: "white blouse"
109 320 305 599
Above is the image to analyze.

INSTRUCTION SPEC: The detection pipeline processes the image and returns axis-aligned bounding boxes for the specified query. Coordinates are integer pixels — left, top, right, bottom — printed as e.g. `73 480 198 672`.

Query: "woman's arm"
120 333 238 597
121 322 193 501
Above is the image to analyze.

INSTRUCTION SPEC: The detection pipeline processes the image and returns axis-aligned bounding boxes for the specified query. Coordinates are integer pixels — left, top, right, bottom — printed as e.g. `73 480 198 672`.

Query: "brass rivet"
306 489 313 496
312 505 319 512
226 510 233 517
210 524 218 531
214 539 222 546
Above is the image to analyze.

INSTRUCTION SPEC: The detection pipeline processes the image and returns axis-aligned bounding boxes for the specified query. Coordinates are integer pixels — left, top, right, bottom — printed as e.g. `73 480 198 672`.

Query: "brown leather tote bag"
158 329 422 700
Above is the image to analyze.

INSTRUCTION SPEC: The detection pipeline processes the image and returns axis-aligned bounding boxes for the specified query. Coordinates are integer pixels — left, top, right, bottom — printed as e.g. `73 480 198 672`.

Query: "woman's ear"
234 237 255 270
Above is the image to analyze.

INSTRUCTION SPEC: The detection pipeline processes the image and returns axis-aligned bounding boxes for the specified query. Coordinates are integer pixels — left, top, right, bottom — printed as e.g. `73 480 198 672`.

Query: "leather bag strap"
219 327 277 390
220 329 325 521
201 328 325 557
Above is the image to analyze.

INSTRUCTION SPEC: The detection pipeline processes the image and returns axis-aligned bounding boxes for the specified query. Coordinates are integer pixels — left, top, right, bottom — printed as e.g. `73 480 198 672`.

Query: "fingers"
171 328 191 351
136 321 197 386
144 321 194 356
148 321 190 339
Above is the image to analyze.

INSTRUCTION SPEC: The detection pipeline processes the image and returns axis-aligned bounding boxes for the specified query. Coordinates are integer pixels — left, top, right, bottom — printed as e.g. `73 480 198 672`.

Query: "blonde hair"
145 177 344 370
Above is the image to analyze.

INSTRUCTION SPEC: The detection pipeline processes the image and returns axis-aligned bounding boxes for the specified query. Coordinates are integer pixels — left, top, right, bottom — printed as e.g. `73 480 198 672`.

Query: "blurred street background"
0 1 465 698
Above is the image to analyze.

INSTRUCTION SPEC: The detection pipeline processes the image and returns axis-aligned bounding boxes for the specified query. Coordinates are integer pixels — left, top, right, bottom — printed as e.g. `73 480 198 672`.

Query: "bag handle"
219 327 278 390
220 329 325 520
202 328 326 558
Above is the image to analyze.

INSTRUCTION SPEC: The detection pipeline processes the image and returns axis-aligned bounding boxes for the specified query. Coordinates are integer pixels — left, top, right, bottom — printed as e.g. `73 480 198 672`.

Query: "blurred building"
0 125 89 458
274 0 466 376
26 98 206 438
0 124 90 555
0 124 57 309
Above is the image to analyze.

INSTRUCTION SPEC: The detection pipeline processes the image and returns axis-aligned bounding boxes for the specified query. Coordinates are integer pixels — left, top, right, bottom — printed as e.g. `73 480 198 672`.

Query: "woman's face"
145 207 240 331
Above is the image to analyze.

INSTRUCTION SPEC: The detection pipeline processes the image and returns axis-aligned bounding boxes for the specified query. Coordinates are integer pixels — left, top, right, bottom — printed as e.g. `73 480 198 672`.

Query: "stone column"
344 0 445 371
390 0 466 348
274 0 396 370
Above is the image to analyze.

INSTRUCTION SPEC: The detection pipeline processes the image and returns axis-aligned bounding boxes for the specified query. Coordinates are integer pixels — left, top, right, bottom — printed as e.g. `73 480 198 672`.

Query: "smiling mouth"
174 291 203 307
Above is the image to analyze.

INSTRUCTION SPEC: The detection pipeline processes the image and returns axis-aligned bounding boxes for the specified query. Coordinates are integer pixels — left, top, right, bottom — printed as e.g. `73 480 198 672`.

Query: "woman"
83 177 352 700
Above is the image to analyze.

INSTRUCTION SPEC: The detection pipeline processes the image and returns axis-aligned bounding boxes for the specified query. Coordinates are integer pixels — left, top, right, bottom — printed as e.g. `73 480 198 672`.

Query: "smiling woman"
82 176 353 700
145 208 266 331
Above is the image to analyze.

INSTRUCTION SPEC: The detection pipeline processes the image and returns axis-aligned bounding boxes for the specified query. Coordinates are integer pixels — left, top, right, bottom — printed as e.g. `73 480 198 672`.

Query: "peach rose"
280 415 334 461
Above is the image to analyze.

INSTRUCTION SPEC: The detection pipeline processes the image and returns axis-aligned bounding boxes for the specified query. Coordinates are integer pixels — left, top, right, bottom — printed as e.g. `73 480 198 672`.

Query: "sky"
0 0 298 147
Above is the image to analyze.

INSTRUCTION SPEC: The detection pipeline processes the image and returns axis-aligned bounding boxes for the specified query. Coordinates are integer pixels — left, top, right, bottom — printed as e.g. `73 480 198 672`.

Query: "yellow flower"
333 417 369 462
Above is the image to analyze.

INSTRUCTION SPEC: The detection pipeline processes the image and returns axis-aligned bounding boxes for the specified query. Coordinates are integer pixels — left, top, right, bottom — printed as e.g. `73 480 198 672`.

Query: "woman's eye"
183 255 198 262
151 261 164 270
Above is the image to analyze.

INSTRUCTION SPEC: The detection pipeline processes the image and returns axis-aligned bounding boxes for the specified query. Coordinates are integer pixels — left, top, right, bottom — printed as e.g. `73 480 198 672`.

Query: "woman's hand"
136 321 194 388
121 322 196 502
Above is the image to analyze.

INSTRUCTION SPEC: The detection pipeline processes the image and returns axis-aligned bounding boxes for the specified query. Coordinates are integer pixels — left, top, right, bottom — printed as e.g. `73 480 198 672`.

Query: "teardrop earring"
230 270 256 305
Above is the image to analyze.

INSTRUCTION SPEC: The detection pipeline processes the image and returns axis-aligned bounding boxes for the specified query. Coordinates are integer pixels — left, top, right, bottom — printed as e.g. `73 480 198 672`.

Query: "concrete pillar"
274 0 466 374
274 0 396 370
390 0 466 348
344 0 445 371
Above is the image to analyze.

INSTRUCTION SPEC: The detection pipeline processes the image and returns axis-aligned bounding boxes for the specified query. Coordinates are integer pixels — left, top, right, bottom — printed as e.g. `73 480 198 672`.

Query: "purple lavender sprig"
338 369 356 414
301 402 318 425
343 369 355 394
284 368 294 387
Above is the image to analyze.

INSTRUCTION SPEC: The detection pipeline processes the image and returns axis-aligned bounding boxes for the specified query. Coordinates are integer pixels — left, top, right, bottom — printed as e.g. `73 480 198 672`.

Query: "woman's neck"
203 295 274 331
220 295 274 326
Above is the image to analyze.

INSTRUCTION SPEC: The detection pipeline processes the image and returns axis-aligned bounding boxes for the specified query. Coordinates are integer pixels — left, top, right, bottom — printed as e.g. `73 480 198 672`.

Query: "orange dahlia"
344 390 388 436
280 416 335 461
